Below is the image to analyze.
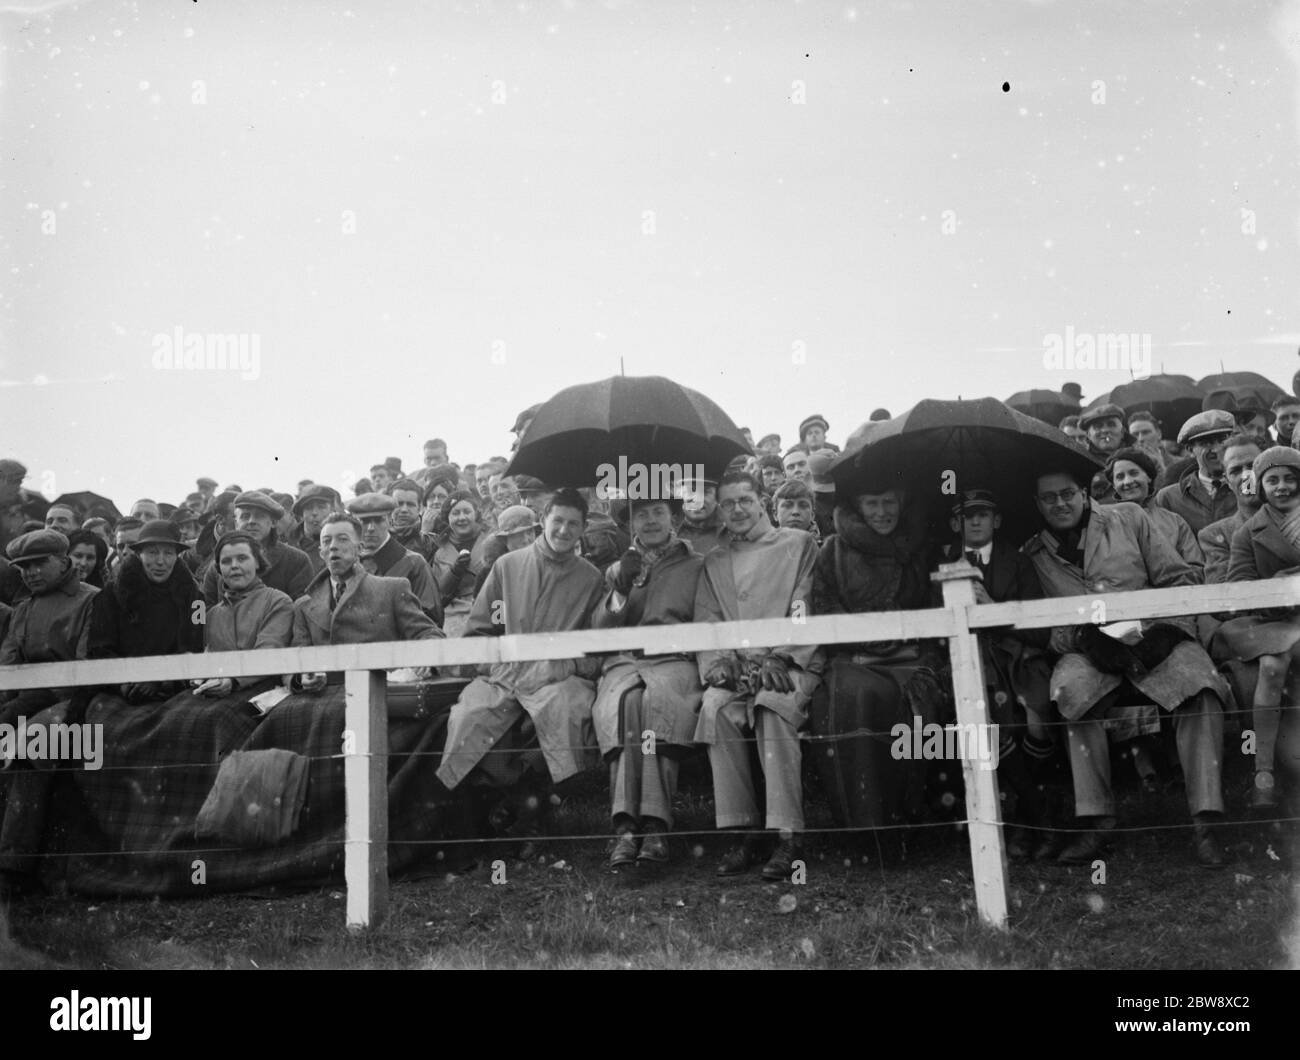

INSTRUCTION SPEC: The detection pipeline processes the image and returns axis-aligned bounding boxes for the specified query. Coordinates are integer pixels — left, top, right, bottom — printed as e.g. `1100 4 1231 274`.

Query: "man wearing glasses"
1152 410 1240 535
693 470 823 881
1024 469 1230 868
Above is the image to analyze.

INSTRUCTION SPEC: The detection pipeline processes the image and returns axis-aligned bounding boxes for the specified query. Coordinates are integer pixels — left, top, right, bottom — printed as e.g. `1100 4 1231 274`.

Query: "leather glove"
610 548 644 595
759 655 794 694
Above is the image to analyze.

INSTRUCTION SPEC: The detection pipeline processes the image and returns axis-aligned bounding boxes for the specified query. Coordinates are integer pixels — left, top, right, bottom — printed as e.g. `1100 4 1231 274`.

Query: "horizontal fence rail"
1 571 1296 932
2 578 1295 691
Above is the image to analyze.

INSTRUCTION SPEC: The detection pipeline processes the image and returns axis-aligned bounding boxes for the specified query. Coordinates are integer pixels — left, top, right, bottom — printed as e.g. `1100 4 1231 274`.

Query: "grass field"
3 756 1297 970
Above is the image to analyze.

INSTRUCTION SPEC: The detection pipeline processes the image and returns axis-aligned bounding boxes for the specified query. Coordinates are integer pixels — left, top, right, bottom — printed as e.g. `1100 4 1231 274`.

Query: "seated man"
0 531 98 725
1024 468 1230 867
200 491 314 605
346 492 442 625
435 489 606 851
1153 410 1240 536
694 470 822 881
591 496 704 868
939 489 1055 860
290 513 442 674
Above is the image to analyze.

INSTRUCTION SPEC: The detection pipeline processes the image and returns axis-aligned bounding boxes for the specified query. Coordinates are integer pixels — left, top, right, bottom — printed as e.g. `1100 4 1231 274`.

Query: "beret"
1253 445 1300 483
495 505 539 537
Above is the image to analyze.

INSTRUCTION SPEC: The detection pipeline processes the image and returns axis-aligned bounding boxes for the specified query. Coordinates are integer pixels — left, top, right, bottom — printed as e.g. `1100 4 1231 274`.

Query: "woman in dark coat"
810 483 950 832
1224 446 1300 809
86 520 204 704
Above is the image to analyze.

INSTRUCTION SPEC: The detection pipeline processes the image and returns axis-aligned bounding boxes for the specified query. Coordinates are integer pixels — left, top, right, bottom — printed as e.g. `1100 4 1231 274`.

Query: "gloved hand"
611 548 644 595
703 658 741 690
759 655 794 694
452 549 473 571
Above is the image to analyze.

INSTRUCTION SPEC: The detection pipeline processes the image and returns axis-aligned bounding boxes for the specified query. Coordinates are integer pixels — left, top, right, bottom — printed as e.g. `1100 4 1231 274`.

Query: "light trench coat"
1024 500 1228 721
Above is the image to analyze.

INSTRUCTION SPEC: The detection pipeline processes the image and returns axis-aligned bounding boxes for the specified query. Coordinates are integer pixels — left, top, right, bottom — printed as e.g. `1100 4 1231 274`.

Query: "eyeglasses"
1036 487 1081 506
718 496 759 512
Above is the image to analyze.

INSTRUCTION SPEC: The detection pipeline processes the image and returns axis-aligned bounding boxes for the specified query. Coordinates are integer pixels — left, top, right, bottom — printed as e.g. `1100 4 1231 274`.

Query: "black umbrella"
51 491 123 524
830 397 1104 547
1196 371 1286 403
1085 374 1205 439
1005 389 1080 427
504 375 752 488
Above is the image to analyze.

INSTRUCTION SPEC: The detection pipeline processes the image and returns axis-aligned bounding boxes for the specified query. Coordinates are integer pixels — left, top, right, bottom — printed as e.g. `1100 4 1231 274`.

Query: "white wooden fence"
1 571 1294 931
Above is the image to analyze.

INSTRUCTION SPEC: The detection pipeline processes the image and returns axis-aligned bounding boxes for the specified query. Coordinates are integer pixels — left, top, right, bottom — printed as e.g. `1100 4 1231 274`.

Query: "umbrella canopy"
51 491 123 524
1196 371 1286 403
1005 389 1080 427
1085 374 1205 438
830 397 1104 547
503 375 752 488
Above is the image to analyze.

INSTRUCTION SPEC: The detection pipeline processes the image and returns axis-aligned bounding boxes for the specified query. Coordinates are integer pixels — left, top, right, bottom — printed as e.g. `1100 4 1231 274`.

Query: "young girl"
1225 446 1300 809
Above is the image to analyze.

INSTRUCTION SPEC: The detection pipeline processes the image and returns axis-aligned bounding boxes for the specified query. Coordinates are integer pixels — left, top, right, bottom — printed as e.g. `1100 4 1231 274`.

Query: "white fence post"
345 669 389 930
933 562 1009 929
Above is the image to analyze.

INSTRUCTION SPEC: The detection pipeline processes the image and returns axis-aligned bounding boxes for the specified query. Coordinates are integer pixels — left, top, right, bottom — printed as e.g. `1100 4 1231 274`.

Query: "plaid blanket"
3 678 470 897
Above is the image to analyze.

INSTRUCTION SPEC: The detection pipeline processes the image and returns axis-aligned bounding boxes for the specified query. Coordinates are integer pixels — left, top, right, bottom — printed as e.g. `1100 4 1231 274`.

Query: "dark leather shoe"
609 830 639 868
1057 820 1114 865
638 832 669 863
716 834 761 877
1193 825 1227 869
761 838 803 882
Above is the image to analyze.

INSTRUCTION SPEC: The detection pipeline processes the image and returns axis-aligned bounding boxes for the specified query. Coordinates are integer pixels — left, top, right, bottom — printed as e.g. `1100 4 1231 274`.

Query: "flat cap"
1177 409 1236 446
6 528 69 565
1079 403 1126 430
512 475 549 494
0 459 28 479
232 490 285 519
347 492 397 517
196 476 218 489
798 414 829 438
292 484 342 517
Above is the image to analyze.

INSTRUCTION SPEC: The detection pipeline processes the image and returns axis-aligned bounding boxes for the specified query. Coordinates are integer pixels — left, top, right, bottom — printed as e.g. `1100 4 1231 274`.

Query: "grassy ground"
3 756 1297 970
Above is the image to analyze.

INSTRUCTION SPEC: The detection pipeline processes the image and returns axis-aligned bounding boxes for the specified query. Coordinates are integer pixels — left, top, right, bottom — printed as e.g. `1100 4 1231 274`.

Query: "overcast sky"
3 0 1298 506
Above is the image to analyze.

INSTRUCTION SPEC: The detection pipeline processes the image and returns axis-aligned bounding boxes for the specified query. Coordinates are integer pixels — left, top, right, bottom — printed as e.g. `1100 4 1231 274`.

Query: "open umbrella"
1005 389 1080 427
51 491 122 524
830 397 1103 546
504 375 752 488
1196 371 1286 404
1085 374 1205 439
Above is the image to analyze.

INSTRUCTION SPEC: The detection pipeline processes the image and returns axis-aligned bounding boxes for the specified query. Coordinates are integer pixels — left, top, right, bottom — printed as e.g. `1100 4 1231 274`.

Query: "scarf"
829 505 926 612
1052 501 1092 569
630 532 685 587
1265 503 1300 561
220 576 266 608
